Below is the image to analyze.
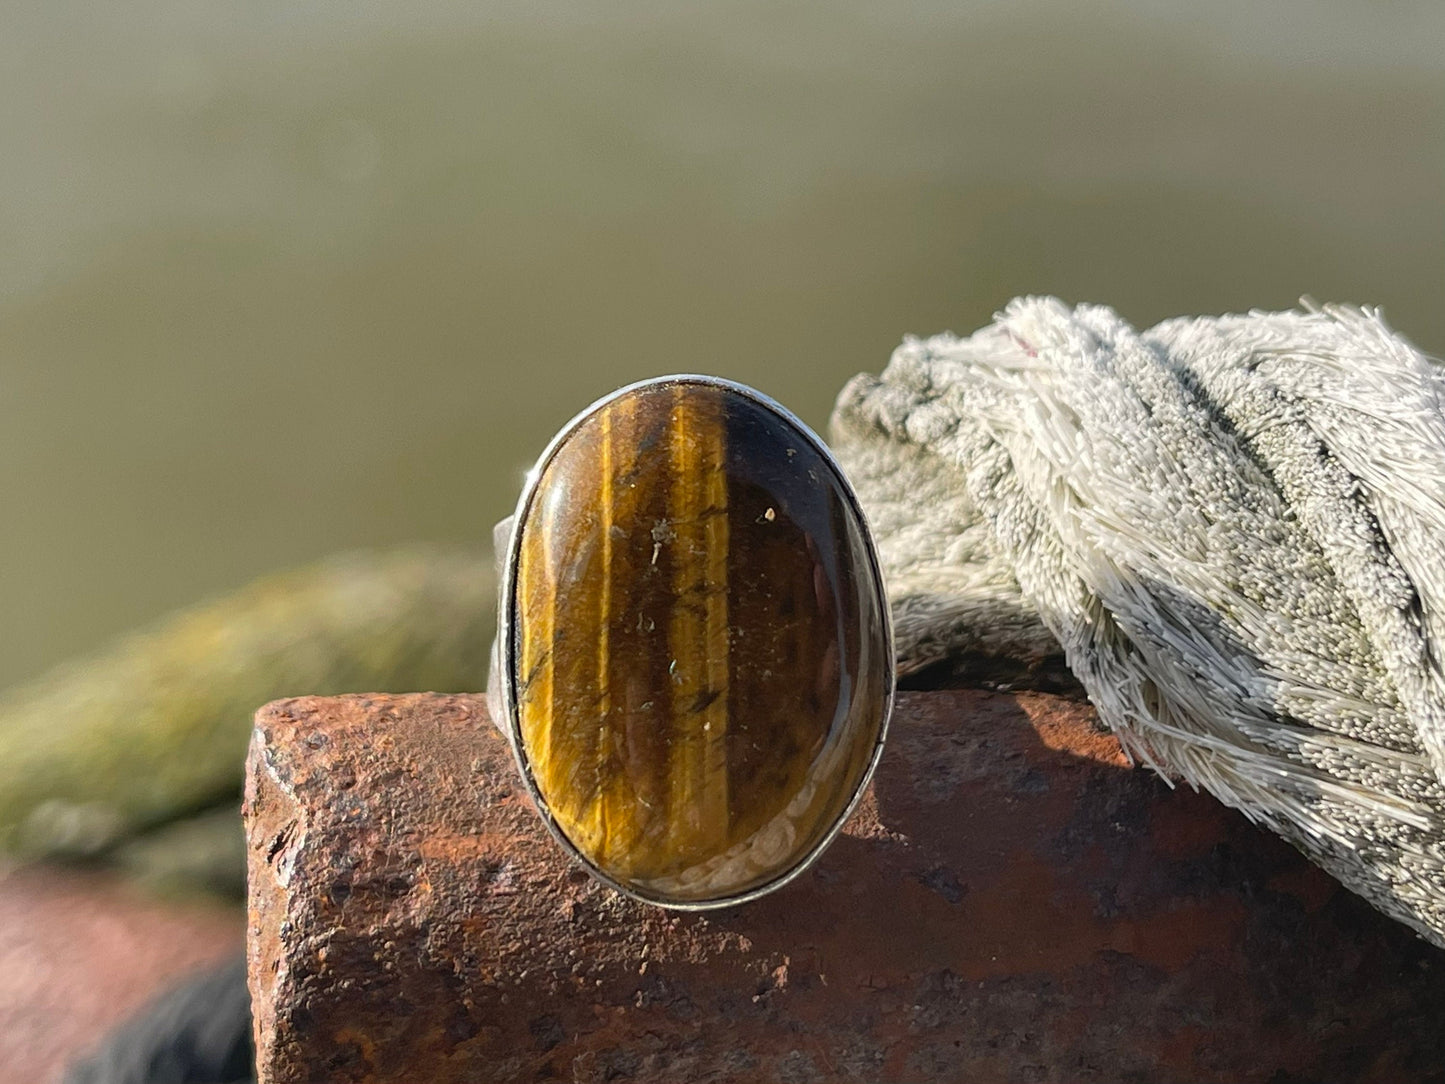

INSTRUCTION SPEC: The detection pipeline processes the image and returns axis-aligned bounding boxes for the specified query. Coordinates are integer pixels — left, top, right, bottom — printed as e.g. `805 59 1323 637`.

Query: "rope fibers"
831 297 1445 946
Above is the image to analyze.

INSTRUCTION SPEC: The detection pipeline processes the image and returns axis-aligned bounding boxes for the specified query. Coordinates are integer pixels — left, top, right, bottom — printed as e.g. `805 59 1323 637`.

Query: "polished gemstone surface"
508 378 890 905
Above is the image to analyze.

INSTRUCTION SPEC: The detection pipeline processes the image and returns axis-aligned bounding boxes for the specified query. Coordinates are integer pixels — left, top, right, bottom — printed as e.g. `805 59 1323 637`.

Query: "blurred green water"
2 0 1443 691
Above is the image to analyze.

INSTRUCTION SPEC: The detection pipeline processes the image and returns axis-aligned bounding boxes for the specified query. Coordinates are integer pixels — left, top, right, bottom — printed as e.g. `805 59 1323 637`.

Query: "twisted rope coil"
830 297 1445 947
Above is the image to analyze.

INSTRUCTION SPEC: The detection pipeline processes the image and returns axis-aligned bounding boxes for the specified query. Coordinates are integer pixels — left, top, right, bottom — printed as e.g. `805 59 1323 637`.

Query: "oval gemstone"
506 377 891 906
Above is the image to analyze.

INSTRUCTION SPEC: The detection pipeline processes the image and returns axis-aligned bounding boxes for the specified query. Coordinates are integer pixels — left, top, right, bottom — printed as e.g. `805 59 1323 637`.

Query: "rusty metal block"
245 691 1445 1083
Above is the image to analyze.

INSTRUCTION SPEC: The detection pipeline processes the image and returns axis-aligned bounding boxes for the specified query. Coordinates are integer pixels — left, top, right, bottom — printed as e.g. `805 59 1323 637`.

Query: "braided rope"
831 297 1445 947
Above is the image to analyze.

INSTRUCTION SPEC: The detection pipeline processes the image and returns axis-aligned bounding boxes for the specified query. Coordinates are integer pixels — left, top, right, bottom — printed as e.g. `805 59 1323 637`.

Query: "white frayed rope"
829 297 1445 947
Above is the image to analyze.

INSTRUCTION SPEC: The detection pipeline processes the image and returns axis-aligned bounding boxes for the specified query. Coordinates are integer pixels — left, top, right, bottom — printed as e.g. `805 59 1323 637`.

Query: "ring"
488 375 893 909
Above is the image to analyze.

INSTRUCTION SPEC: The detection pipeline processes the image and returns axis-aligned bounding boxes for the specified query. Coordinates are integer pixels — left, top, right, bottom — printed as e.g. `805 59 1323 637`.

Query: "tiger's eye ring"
490 375 894 909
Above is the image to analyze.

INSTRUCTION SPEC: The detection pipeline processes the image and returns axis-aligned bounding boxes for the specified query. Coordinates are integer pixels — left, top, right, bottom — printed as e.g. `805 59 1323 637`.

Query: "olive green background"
4 0 1443 691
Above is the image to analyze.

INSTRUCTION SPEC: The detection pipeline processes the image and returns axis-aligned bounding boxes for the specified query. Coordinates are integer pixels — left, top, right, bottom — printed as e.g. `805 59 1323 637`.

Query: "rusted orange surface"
247 690 1445 1084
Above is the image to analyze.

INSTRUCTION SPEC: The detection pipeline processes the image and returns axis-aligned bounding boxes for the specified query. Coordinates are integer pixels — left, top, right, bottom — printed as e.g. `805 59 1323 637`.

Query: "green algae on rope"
0 547 494 862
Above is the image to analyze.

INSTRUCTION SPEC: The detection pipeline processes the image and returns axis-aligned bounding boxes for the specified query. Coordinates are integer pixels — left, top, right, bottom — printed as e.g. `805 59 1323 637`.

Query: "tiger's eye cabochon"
506 378 891 906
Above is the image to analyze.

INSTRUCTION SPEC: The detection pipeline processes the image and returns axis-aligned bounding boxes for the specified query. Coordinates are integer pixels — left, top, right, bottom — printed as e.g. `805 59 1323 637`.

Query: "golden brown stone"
505 377 891 905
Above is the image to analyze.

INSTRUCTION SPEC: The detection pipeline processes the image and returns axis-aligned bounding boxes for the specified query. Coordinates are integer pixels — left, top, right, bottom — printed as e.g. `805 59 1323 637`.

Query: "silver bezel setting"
498 373 895 911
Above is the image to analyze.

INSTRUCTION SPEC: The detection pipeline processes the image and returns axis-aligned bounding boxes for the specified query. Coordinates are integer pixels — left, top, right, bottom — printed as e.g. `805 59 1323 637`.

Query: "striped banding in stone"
507 376 892 907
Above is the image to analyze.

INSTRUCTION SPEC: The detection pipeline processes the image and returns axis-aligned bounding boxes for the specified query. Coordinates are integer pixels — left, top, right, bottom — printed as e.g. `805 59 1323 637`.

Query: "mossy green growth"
0 547 493 859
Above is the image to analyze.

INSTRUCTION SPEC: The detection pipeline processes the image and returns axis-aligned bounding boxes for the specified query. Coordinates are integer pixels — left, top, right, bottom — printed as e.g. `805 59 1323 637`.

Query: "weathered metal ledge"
245 690 1445 1083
